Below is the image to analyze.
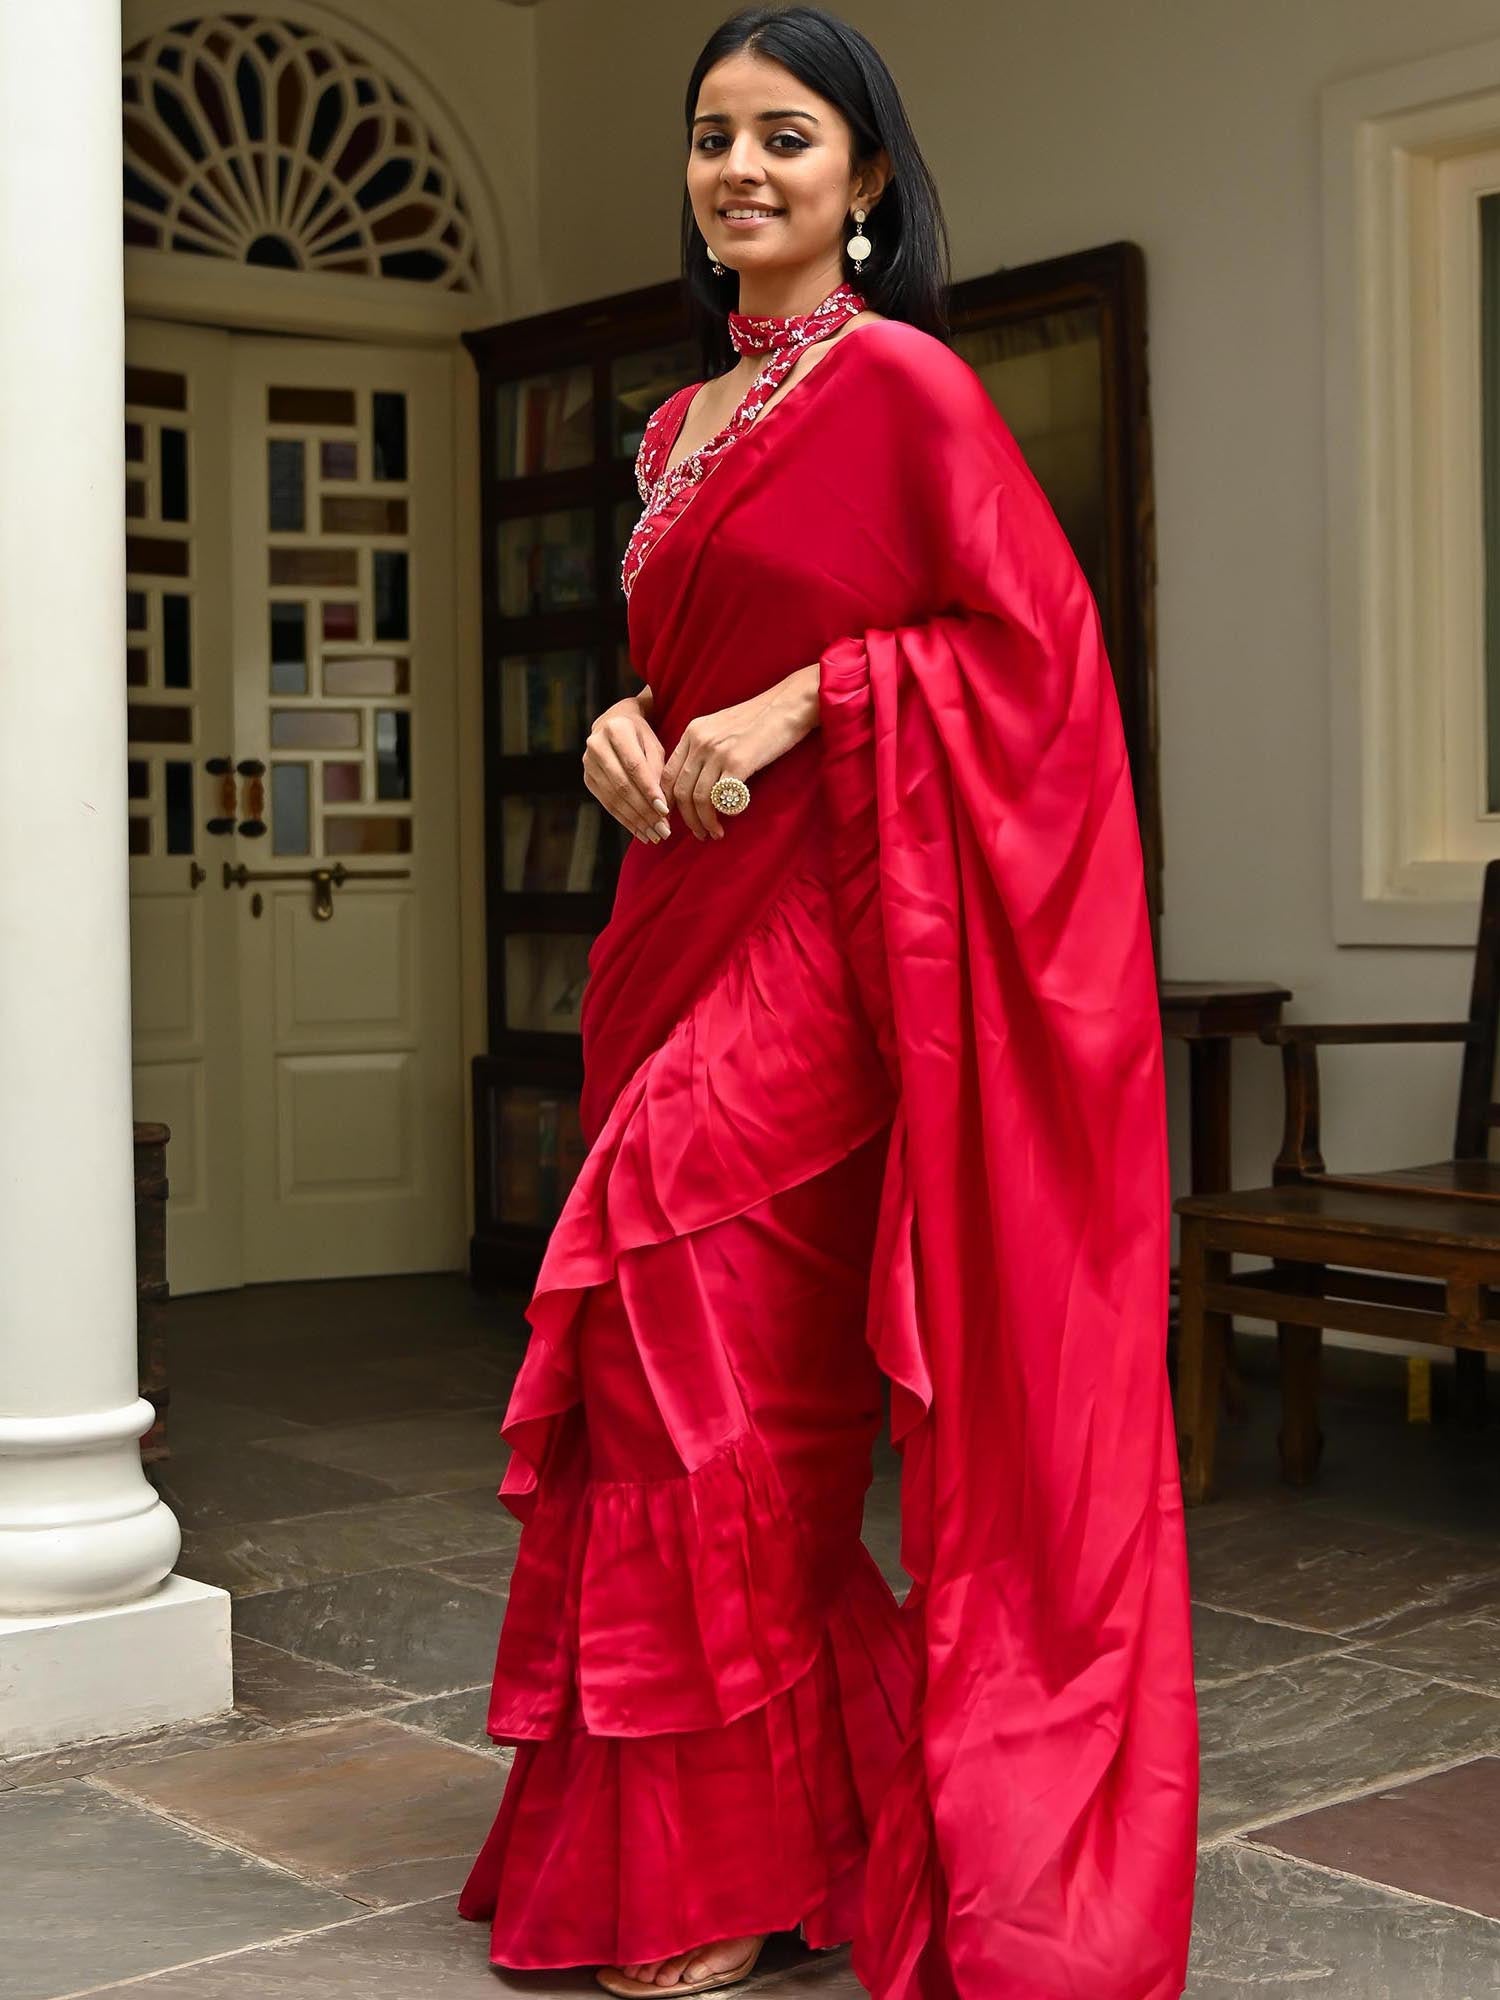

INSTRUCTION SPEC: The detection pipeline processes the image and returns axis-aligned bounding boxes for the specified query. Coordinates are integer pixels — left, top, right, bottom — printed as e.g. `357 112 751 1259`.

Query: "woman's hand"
661 664 820 840
582 689 672 844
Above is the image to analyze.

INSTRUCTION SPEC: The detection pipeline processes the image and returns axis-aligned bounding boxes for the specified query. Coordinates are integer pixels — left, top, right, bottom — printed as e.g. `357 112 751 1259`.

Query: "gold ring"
708 775 750 815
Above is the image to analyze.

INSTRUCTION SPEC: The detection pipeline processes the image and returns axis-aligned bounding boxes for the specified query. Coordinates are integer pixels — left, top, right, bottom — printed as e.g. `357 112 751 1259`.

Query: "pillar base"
0 1572 232 1757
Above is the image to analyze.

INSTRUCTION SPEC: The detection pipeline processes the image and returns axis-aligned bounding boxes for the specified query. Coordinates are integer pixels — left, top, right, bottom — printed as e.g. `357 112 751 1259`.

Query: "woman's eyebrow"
691 108 822 127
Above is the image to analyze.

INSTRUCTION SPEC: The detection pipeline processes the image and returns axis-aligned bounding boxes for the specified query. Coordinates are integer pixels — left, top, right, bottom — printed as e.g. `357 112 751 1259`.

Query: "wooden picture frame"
947 242 1163 949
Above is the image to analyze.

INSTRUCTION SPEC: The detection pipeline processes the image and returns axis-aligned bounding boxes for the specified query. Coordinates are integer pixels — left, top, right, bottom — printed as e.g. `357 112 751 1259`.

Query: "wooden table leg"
1186 1035 1246 1419
1187 1037 1233 1194
1274 1260 1324 1485
1176 1220 1229 1505
1453 1345 1489 1430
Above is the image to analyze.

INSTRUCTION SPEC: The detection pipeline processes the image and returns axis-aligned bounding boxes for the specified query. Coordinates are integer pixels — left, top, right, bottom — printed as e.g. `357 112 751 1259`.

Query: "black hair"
680 6 952 376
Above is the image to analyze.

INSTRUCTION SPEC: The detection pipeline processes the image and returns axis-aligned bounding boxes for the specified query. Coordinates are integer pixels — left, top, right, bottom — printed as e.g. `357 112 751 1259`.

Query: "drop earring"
847 205 872 267
706 240 728 277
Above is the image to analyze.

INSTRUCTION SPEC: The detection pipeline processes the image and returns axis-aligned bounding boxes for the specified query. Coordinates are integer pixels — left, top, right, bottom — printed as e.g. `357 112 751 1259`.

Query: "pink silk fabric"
459 317 1199 1998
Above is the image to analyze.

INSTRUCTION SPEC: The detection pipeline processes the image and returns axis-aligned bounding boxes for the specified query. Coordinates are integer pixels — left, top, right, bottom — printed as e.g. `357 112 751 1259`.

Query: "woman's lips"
718 210 784 228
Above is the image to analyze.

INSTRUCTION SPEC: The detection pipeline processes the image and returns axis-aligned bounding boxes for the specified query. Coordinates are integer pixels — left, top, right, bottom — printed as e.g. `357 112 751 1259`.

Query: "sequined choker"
621 279 868 602
726 281 867 357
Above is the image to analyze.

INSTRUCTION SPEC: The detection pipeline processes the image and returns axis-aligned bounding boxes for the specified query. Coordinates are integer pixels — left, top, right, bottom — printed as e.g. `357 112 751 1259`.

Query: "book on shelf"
539 540 592 610
556 1097 587 1199
536 1095 559 1217
501 656 606 757
543 955 590 1033
513 371 591 478
504 797 595 893
615 360 695 463
498 1091 540 1224
566 801 600 892
546 665 571 749
496 1088 583 1228
533 798 579 890
500 659 530 754
506 933 590 1034
513 935 590 1034
502 798 535 891
520 379 547 479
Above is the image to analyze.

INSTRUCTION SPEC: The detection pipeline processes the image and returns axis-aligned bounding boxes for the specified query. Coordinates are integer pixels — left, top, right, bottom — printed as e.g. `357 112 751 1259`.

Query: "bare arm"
770 662 820 739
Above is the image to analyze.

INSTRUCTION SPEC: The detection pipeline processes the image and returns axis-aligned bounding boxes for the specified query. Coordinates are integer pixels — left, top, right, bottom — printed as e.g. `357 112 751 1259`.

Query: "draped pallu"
459 317 1199 1999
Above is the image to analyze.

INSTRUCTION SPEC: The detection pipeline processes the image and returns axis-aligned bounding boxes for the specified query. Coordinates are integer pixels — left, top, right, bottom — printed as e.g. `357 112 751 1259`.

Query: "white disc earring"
847 206 872 266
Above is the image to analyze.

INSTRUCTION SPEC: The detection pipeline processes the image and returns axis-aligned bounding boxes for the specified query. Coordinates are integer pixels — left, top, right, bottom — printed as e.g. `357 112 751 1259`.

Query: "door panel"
126 322 243 1292
273 892 414 1035
124 321 463 1291
230 339 462 1281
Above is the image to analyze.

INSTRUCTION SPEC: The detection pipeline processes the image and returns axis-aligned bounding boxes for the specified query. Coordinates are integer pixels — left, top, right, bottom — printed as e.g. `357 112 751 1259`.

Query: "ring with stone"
708 774 750 816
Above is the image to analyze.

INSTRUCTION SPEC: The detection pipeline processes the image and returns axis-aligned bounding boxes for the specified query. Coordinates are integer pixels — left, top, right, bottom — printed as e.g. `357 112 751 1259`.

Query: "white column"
0 0 230 1752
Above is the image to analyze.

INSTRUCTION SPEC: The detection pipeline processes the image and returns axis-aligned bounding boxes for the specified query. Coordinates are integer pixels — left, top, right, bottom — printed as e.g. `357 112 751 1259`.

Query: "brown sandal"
594 1935 765 1996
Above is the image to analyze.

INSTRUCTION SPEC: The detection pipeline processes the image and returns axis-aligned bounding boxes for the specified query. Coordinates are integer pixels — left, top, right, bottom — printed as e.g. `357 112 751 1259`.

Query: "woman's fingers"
614 725 671 826
584 726 669 841
664 726 730 841
692 764 727 841
659 717 747 843
668 748 710 839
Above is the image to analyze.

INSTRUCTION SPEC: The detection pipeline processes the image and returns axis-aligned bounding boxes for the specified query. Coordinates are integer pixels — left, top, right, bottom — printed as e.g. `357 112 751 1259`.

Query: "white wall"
531 0 1496 1210
350 0 543 316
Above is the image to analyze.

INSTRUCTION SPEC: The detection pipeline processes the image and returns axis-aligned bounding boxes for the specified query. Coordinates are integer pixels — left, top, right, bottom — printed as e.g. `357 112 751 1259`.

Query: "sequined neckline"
726 279 866 357
622 283 867 601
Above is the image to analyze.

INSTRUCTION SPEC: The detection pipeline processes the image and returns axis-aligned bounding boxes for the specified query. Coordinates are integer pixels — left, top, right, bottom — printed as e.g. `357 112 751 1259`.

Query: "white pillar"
0 0 230 1752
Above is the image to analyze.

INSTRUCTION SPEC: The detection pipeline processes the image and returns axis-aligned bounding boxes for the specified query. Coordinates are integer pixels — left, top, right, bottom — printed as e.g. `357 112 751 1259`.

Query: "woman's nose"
720 134 767 181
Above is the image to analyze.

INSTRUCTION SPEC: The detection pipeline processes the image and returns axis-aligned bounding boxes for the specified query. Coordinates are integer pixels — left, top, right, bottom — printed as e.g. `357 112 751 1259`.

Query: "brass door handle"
204 758 266 836
222 861 411 922
204 755 237 835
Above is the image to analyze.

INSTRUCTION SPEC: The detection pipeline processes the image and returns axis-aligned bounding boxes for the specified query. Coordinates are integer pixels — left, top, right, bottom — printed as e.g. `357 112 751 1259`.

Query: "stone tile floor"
4 1274 1499 1997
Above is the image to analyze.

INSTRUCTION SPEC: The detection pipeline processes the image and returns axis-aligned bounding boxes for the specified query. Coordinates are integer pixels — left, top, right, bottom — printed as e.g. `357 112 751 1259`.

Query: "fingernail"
653 796 668 814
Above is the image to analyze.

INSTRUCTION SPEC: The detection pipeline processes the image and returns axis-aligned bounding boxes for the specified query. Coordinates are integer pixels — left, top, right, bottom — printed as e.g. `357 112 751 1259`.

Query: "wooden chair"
1173 860 1500 1503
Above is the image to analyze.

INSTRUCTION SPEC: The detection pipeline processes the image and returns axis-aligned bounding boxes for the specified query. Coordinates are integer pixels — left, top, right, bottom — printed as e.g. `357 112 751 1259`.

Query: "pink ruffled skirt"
458 862 913 1971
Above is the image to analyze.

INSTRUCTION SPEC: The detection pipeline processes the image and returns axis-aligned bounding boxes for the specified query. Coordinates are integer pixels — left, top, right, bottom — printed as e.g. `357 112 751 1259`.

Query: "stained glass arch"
122 15 484 292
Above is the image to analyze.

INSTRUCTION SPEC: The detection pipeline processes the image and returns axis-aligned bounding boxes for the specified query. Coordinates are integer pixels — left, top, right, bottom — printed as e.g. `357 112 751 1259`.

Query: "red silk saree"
459 316 1199 1998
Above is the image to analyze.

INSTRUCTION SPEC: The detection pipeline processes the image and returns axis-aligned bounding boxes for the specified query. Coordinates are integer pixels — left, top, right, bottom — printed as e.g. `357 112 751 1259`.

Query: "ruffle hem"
457 856 913 1970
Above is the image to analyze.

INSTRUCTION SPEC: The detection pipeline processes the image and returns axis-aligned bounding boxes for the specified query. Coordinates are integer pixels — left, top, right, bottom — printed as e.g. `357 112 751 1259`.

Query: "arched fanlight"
122 16 483 292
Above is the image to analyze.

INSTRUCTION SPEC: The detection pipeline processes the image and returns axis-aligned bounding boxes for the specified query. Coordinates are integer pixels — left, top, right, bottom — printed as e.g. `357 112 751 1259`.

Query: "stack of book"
498 1091 588 1224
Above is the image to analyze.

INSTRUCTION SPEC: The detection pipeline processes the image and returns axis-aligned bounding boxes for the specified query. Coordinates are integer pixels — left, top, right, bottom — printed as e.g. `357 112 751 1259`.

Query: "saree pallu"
459 318 1199 1998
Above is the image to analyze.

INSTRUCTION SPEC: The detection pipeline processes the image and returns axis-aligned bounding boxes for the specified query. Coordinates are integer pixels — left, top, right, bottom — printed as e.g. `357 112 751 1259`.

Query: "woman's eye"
695 132 809 153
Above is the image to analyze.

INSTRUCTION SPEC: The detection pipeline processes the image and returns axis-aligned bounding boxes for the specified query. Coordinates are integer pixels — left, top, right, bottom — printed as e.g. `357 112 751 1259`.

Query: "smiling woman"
456 10 1199 2000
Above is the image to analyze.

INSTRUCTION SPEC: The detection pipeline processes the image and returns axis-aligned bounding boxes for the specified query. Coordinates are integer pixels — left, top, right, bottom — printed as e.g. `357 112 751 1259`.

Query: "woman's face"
687 51 885 280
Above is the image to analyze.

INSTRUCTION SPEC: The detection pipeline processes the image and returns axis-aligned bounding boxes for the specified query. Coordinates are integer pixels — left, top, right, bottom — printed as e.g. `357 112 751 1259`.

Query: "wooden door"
125 322 464 1290
125 321 243 1292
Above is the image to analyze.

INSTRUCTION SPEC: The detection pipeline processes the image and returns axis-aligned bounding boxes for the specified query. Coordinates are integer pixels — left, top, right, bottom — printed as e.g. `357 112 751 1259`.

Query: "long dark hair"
681 6 951 377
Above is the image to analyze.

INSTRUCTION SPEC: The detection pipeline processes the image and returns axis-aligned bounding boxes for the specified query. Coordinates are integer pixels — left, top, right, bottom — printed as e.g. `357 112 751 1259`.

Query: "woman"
459 7 1199 1997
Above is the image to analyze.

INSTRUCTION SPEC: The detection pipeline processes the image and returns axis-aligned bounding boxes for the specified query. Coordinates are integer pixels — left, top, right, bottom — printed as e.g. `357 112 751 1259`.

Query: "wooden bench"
1173 860 1500 1503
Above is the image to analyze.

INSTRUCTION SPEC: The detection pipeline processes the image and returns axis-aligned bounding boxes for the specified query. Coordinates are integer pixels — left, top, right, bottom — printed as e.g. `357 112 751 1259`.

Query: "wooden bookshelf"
463 278 701 1287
